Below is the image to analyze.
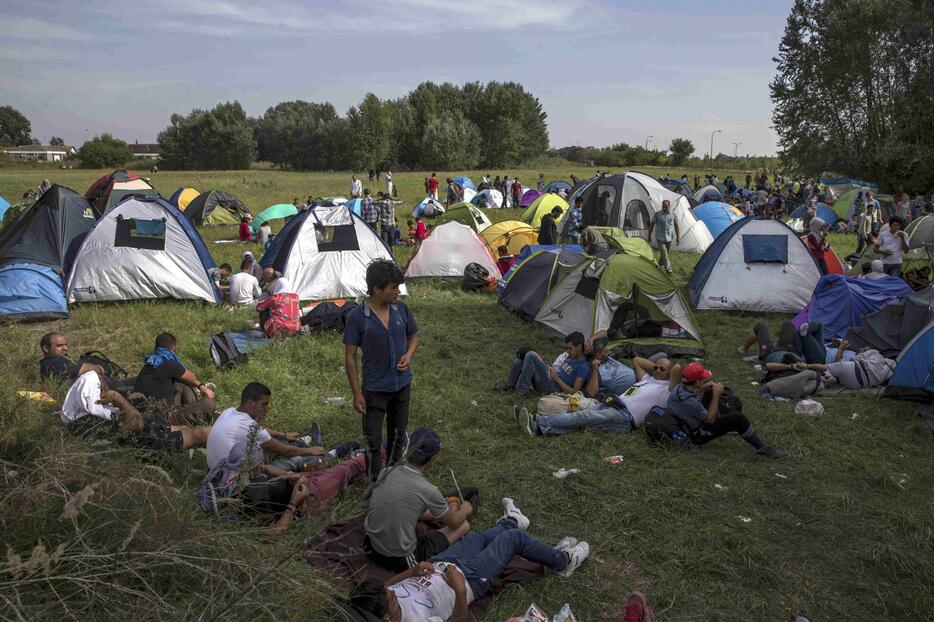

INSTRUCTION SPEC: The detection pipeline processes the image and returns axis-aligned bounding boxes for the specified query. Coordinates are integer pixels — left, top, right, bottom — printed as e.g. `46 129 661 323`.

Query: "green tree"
49 136 64 146
668 138 695 166
346 93 391 171
78 134 132 168
418 110 481 170
255 101 341 170
0 105 32 146
158 101 256 170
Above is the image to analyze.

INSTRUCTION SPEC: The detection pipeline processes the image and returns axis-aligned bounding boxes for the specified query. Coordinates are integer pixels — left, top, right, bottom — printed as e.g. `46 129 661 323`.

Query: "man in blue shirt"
668 363 784 458
583 337 635 397
344 259 419 481
564 197 584 244
502 332 589 396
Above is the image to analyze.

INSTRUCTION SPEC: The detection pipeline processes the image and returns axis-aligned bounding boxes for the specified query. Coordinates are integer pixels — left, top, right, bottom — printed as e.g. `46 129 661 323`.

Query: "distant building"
1 144 76 162
130 142 160 159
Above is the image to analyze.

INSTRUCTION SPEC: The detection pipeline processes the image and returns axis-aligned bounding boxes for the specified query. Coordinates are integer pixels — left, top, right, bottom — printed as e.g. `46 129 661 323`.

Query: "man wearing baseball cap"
668 362 785 458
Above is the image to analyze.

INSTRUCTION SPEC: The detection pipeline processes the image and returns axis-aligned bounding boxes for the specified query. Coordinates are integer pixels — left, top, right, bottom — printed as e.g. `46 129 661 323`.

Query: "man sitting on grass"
501 332 590 396
346 498 589 622
364 428 473 572
668 363 785 458
583 337 637 397
62 370 210 452
39 332 106 384
133 332 216 426
515 355 680 436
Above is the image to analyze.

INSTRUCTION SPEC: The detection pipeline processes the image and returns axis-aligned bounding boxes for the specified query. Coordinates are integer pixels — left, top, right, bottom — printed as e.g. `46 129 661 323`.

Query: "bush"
78 134 132 168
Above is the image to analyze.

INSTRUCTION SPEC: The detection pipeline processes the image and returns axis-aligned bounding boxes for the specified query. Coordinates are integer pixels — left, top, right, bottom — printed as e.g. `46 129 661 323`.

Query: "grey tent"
184 191 250 226
499 247 588 320
844 286 933 358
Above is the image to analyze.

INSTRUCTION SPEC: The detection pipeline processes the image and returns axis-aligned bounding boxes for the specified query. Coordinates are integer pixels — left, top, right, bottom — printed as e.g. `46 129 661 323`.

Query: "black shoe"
307 421 323 447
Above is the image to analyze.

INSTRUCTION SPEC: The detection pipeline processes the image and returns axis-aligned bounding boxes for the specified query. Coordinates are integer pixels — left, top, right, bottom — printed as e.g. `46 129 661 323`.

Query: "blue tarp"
693 202 744 239
452 176 476 190
789 202 839 227
0 196 10 221
820 177 878 192
888 323 933 395
544 180 571 193
0 262 68 321
795 274 914 340
497 244 582 295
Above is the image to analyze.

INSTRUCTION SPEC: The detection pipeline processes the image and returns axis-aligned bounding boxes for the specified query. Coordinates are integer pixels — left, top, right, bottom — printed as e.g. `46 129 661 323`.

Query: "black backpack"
643 406 693 446
702 386 744 416
462 262 493 292
209 332 248 369
78 350 128 379
301 301 357 333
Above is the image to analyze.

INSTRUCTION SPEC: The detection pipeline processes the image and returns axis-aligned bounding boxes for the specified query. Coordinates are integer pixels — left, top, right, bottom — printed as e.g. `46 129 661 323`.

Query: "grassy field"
1 166 932 621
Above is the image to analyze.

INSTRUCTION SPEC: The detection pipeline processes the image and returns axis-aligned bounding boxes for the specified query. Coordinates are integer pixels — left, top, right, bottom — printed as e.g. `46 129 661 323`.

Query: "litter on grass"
739 516 753 523
775 473 788 479
553 468 579 479
603 455 625 465
714 483 724 490
795 399 824 415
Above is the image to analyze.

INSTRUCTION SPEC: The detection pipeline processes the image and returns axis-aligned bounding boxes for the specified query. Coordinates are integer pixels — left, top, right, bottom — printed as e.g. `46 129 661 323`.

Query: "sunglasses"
654 366 668 372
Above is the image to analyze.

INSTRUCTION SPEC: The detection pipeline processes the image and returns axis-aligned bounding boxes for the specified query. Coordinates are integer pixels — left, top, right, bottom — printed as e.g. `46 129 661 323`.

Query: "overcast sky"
1 0 791 155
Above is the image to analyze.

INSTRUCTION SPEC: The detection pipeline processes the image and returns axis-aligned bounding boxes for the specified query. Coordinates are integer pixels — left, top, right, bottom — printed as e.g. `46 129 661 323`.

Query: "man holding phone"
345 259 419 481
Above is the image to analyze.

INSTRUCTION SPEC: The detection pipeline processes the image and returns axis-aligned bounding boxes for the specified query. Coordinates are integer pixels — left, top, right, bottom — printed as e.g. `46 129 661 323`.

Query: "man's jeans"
506 352 557 394
431 517 568 599
883 263 902 277
536 404 634 436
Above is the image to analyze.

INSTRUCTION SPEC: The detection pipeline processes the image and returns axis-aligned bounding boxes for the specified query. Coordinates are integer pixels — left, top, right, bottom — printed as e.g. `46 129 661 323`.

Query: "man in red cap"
668 362 784 458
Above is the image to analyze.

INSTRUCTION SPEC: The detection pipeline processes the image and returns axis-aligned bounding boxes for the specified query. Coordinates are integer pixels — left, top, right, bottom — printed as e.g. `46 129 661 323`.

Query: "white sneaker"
501 497 530 531
517 407 535 437
555 536 578 552
560 541 590 577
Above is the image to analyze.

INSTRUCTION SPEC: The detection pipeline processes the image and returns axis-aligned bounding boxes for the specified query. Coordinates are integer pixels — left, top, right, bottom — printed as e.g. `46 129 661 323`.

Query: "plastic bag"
794 399 824 415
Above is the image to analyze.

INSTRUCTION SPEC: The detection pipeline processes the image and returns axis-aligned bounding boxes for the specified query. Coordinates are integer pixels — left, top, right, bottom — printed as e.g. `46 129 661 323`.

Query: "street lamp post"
709 129 722 161
733 142 743 158
645 135 653 150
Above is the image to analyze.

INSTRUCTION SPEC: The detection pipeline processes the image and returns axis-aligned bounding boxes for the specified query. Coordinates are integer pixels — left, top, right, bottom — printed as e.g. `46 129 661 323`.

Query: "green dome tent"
520 194 568 227
252 203 298 232
588 227 654 261
185 191 250 226
434 203 493 233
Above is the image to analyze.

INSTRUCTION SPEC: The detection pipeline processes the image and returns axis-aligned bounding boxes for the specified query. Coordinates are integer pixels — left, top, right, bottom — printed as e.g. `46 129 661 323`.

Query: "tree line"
771 0 934 192
552 139 781 172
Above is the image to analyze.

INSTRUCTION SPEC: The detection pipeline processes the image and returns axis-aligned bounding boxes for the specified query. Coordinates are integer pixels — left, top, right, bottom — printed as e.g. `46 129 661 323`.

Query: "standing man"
538 206 562 246
564 196 583 245
875 217 910 277
385 170 393 197
648 199 680 274
428 173 440 201
510 177 522 208
378 192 396 251
344 260 418 481
351 175 363 199
362 189 379 230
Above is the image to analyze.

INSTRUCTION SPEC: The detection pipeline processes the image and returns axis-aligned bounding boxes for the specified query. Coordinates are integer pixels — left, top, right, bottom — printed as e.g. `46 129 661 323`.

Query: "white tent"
67 196 220 303
462 187 477 203
688 218 822 312
262 204 404 300
404 221 499 279
471 189 504 209
412 197 445 219
504 181 532 208
568 172 714 253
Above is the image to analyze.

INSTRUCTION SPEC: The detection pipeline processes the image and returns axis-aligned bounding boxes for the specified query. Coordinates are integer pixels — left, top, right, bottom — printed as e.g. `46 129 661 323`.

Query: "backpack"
209 332 248 369
702 385 744 416
78 350 128 379
462 262 497 292
301 301 358 333
643 406 692 446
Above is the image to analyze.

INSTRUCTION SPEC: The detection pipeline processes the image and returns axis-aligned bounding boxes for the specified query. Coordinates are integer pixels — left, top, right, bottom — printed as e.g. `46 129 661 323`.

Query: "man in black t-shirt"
39 332 104 384
133 332 216 426
538 206 562 246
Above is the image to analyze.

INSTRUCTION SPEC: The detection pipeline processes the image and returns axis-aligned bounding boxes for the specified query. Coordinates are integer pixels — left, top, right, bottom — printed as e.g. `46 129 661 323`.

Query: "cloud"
2 17 94 42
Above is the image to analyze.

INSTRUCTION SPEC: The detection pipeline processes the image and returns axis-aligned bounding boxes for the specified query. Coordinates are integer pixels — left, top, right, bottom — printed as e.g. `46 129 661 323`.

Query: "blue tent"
885 322 934 401
795 274 913 340
692 202 744 239
0 196 10 221
452 176 476 190
544 180 571 194
0 263 68 321
343 198 363 217
496 244 583 295
789 202 839 227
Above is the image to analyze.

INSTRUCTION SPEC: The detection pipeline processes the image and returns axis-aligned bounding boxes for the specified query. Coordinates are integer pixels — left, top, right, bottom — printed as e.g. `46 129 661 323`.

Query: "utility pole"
644 135 653 150
733 142 742 158
709 129 722 161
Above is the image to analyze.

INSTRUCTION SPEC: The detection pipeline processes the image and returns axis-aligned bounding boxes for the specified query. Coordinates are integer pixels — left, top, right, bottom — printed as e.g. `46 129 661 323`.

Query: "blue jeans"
536 404 634 436
883 263 902 277
794 320 825 364
506 352 557 394
431 518 568 599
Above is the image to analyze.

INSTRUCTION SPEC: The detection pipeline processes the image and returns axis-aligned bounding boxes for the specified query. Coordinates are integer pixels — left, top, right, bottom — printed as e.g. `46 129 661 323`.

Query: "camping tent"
503 181 532 207
519 189 541 208
659 179 696 203
343 199 364 217
688 218 823 312
694 184 724 204
544 180 571 194
434 203 493 233
461 187 477 203
520 194 568 228
692 202 745 239
252 204 298 232
480 221 538 258
471 189 504 209
0 263 68 321
452 176 476 191
404 221 498 279
566 171 713 253
788 203 840 229
884 321 934 401
535 253 704 357
67 196 221 304
821 177 878 202
830 187 870 221
169 187 200 211
499 247 588 320
587 227 655 261
0 196 10 222
412 198 445 218
792 274 914 340
185 191 250 226
905 214 934 249
260 204 401 300
85 170 157 215
845 287 933 358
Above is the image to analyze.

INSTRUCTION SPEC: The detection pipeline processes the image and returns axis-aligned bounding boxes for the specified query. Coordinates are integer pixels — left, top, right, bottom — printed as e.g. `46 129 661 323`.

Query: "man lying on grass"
515 353 679 436
500 332 589 396
348 498 589 622
61 370 210 452
39 332 105 384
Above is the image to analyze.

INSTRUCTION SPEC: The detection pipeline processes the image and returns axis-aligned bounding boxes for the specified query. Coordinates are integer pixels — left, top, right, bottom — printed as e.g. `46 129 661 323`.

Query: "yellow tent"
481 220 539 257
520 194 568 227
175 187 200 211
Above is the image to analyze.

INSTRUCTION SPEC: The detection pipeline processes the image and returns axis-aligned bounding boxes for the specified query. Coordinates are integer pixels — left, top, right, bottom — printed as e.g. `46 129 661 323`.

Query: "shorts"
364 530 450 572
126 411 183 452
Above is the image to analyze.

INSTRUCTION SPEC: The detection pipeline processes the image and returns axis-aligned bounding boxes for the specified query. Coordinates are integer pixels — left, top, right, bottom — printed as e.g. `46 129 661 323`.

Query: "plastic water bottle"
322 397 345 405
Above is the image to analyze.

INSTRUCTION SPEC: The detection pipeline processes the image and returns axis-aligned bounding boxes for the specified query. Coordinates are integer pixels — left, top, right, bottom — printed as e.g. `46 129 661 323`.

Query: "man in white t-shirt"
515 356 682 436
345 499 589 622
227 258 262 307
351 175 363 198
874 217 910 277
